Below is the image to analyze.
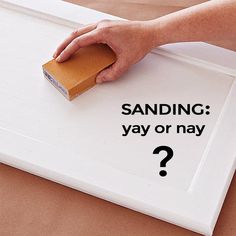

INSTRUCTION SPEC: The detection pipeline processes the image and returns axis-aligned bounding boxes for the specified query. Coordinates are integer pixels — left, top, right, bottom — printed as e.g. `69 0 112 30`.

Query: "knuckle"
95 28 105 37
97 20 113 34
96 26 111 38
102 75 110 81
71 29 79 36
104 74 116 81
98 19 111 25
102 26 111 35
72 38 80 46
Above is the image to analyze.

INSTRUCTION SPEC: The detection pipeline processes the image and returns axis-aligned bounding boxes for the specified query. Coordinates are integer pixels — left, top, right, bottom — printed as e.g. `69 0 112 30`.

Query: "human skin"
53 0 236 83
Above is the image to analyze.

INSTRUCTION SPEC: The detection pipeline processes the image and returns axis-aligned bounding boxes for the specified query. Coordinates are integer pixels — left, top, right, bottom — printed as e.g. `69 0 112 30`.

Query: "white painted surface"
0 1 236 235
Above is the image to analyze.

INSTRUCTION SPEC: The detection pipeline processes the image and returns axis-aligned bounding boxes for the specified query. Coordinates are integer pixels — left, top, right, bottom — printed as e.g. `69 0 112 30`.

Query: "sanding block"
42 44 116 100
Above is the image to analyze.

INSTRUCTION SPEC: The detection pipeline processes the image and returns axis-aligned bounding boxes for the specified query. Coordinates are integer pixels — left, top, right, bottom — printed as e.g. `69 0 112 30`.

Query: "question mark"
153 146 174 177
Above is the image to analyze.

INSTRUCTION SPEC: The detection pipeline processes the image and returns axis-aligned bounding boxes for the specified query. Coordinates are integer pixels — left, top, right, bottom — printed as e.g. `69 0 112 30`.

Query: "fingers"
96 59 127 83
56 30 100 62
53 23 96 59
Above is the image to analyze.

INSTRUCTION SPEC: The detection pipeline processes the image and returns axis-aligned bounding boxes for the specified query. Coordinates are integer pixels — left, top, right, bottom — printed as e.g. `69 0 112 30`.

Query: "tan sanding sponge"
42 44 116 100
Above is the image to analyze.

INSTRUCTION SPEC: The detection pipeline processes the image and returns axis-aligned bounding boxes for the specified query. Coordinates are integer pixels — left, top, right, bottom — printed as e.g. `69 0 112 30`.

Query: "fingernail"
56 56 62 62
53 52 57 58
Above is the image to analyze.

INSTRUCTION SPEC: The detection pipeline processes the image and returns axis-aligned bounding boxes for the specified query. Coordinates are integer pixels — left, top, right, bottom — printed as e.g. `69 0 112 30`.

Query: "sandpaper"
43 44 116 100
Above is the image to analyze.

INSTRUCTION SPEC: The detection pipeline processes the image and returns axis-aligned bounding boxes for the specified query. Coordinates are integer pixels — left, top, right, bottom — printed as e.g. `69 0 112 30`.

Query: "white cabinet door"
0 1 235 235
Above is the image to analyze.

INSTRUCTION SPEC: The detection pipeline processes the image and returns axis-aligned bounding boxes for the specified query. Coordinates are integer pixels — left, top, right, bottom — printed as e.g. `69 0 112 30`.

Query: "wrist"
146 18 169 48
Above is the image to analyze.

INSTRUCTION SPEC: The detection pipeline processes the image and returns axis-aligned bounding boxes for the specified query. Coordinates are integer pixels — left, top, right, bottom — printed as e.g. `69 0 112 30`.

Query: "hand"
53 20 158 83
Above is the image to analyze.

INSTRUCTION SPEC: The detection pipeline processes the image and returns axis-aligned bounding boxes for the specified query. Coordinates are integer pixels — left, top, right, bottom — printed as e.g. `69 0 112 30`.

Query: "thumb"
96 60 127 83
